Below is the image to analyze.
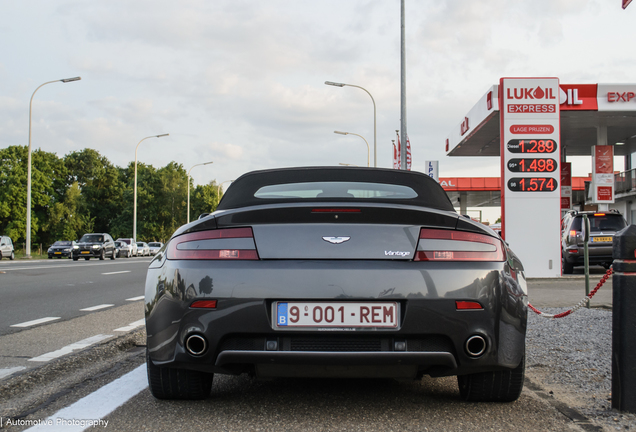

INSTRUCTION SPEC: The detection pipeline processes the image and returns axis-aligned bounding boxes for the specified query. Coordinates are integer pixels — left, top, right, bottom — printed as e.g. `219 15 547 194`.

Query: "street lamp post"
187 161 213 224
217 180 234 201
325 81 376 168
133 134 169 241
26 76 81 258
334 131 370 167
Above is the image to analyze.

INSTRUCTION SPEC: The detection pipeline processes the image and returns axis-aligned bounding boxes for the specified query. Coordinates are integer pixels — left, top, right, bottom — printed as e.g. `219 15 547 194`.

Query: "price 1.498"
507 177 558 192
507 158 557 173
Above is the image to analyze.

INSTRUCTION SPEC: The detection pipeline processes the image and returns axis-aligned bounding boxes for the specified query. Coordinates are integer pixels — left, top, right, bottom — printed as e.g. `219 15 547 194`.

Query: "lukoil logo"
506 86 556 100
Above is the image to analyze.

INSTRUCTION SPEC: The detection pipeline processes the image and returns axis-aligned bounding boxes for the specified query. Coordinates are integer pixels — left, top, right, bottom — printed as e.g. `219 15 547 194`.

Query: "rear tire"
457 355 525 402
10 251 14 260
562 257 574 274
73 256 79 261
146 349 213 400
99 249 105 260
110 250 116 260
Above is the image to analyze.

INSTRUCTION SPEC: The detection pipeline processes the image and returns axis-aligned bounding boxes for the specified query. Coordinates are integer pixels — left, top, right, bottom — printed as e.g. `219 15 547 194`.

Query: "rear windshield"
80 234 104 243
572 214 626 232
254 182 417 200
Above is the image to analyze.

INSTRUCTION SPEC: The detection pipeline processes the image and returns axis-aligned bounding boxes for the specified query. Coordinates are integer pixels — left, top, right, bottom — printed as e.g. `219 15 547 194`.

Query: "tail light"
167 227 259 260
414 228 504 262
569 230 579 237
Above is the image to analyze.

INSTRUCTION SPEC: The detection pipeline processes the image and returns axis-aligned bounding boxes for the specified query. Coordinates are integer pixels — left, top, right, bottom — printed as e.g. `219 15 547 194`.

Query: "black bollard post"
612 224 636 413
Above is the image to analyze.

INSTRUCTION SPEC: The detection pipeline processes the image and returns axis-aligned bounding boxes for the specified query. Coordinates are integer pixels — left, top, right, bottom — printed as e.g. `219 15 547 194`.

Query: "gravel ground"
527 307 636 431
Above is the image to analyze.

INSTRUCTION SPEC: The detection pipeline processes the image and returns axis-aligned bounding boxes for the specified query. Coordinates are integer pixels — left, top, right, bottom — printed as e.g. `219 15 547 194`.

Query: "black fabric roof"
217 167 455 211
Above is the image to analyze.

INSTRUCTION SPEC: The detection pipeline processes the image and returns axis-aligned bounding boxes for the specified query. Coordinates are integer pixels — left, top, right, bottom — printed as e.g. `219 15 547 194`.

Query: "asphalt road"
0 261 620 431
0 257 151 336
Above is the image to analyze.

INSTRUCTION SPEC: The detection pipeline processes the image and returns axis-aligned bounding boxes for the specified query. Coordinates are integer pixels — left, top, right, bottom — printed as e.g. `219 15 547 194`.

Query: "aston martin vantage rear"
144 167 527 402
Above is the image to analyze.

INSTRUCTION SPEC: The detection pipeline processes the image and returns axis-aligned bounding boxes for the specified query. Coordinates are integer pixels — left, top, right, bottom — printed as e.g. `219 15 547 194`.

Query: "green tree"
45 182 95 241
0 145 65 246
64 149 124 235
191 180 221 221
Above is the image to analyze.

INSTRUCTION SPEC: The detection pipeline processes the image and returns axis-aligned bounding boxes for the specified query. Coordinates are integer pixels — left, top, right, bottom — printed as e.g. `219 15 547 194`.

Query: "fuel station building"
445 80 636 277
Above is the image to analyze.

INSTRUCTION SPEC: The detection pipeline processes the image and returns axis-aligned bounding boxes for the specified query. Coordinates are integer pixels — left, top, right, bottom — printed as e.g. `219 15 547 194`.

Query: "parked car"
0 235 15 260
145 167 527 402
114 240 131 258
73 233 117 261
47 240 76 259
137 242 150 256
561 209 627 274
116 238 138 257
148 242 164 255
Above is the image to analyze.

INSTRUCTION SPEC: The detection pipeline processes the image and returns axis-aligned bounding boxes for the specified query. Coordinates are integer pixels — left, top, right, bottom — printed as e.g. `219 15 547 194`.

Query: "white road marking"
0 260 149 272
114 319 145 332
10 317 61 328
0 366 26 379
24 363 148 431
126 295 144 301
80 304 114 312
29 334 112 363
101 270 131 275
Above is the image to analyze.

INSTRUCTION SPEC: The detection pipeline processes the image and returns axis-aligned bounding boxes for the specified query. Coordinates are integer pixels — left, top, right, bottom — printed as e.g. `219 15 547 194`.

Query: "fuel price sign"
507 158 557 173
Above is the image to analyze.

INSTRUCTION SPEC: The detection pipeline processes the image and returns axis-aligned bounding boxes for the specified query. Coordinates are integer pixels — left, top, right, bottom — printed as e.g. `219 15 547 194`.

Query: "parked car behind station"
561 209 627 274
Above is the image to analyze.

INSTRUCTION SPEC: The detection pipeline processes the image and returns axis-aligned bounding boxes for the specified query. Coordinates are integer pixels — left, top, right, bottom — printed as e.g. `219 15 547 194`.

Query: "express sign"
500 78 561 277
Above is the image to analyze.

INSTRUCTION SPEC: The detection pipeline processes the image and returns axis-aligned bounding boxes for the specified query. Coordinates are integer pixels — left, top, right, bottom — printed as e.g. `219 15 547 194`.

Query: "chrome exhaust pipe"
185 334 207 356
465 335 486 357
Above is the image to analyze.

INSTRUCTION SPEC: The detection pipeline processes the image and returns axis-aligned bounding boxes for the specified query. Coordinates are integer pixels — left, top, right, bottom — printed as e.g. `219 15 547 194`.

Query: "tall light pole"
334 131 370 167
26 76 81 258
187 161 213 224
217 180 234 200
325 81 376 168
133 134 169 241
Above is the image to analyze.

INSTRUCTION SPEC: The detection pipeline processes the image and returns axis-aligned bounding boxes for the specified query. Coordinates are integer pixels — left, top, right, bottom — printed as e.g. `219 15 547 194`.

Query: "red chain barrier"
528 267 613 319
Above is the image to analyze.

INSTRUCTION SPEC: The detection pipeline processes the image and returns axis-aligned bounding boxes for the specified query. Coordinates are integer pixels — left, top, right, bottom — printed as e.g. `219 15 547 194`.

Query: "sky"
1 0 635 223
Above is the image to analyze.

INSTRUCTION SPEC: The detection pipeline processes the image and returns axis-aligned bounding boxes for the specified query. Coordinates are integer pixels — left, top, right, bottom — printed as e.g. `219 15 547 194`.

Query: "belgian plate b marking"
322 236 351 244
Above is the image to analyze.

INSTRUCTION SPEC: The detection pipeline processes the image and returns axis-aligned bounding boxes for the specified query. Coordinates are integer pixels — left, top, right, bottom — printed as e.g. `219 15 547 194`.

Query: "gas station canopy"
446 84 636 158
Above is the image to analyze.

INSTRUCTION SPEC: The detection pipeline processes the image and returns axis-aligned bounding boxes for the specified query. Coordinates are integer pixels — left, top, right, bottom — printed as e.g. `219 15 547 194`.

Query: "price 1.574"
507 177 558 192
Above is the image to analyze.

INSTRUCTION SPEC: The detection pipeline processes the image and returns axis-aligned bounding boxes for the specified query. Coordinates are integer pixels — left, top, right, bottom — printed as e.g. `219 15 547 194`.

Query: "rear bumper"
563 245 613 265
145 259 527 378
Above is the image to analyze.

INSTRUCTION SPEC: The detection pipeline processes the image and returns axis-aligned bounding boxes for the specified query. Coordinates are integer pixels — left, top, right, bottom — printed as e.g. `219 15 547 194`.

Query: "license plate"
54 252 61 255
274 302 398 329
81 251 90 254
592 236 612 242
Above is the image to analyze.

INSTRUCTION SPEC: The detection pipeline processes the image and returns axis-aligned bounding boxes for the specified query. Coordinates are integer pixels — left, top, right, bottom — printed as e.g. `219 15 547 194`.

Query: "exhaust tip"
465 335 486 357
185 334 207 356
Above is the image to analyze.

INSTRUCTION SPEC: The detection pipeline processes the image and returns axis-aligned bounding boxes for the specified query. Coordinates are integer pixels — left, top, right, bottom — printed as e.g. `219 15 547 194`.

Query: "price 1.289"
507 139 557 153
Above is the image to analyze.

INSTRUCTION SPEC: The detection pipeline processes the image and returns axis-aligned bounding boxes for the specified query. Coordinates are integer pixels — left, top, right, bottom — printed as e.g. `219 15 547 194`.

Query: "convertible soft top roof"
217 167 455 211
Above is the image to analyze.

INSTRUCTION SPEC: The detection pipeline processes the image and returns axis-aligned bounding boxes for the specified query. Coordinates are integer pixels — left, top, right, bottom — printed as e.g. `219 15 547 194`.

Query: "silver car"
0 236 15 260
137 242 150 256
148 242 164 255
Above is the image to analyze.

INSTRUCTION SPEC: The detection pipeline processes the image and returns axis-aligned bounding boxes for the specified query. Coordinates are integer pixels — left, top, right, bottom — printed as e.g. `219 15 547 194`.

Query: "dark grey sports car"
145 167 527 402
